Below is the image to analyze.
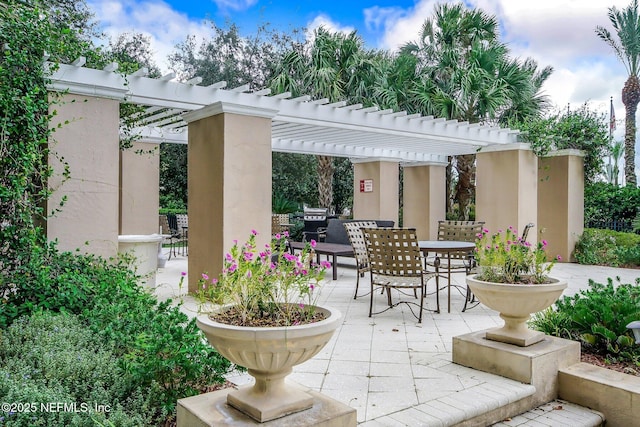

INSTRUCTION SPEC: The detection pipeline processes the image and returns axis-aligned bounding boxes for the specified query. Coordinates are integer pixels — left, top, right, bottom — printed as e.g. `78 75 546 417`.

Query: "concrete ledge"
453 330 580 407
177 387 356 427
559 362 640 427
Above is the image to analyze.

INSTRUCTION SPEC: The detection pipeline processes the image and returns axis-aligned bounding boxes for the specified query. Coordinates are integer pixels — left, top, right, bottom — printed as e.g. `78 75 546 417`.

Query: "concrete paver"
156 252 636 425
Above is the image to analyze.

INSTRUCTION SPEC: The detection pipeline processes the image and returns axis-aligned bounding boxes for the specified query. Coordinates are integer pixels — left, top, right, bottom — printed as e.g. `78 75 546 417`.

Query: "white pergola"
46 59 583 295
48 61 520 162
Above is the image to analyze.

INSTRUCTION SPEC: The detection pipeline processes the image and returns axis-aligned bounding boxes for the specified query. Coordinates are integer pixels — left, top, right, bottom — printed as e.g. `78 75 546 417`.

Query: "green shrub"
531 278 640 363
0 244 140 328
0 246 233 424
272 194 298 214
159 207 187 215
574 228 640 267
86 298 232 417
0 311 152 426
585 182 640 225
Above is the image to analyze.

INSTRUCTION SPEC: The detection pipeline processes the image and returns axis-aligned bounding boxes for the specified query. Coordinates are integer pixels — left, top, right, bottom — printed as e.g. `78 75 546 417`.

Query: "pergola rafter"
47 61 520 163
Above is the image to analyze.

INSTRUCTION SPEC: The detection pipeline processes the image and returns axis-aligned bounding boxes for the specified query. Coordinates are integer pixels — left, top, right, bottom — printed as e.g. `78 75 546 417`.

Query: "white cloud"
212 0 257 11
89 0 215 73
306 14 355 41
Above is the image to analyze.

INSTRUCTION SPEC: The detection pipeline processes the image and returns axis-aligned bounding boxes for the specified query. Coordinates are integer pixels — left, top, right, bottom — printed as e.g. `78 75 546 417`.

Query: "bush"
574 228 640 267
0 244 140 328
584 182 640 226
87 298 232 418
0 245 233 424
531 278 640 364
0 311 152 426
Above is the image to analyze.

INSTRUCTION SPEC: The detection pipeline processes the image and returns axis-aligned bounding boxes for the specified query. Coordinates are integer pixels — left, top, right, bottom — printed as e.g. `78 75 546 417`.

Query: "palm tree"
401 2 551 219
606 140 625 185
596 0 640 186
270 27 376 209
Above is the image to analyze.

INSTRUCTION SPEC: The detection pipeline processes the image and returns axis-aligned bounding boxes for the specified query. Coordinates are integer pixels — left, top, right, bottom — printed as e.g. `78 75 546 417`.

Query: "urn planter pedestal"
196 305 341 423
466 275 568 347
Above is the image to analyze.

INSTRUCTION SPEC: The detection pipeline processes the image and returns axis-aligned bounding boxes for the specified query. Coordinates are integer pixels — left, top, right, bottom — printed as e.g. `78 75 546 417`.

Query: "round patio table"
418 240 475 313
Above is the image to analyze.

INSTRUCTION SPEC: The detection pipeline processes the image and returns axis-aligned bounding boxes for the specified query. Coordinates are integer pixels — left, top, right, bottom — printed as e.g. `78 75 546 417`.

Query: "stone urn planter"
466 275 568 346
196 305 341 422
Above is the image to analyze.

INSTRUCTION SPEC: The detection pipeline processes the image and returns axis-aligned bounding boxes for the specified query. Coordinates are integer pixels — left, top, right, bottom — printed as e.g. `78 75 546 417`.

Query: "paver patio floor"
155 253 639 425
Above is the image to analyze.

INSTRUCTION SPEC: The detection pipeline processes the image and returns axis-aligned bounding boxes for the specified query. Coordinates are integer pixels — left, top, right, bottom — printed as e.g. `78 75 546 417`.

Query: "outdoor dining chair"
362 227 438 323
343 221 378 299
176 214 189 256
426 220 484 311
160 214 181 259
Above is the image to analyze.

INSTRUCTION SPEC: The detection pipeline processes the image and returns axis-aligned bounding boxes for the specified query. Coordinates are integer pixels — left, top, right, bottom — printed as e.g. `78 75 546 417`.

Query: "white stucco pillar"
352 159 399 225
183 102 277 293
119 141 160 235
47 93 121 257
476 143 538 239
538 149 584 262
403 163 447 239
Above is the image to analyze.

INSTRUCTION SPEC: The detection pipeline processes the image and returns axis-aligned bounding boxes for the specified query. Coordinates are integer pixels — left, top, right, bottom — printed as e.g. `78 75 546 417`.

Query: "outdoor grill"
302 207 329 242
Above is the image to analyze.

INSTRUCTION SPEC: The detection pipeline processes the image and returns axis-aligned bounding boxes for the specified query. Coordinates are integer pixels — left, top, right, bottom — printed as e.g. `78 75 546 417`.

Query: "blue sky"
88 0 633 139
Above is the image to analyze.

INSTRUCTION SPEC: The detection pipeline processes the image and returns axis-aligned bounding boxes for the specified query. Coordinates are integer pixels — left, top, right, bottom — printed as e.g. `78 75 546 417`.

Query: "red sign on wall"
360 179 373 193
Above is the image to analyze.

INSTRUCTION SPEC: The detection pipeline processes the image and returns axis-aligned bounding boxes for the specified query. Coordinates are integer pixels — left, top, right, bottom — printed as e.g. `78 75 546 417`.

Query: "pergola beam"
47 63 519 161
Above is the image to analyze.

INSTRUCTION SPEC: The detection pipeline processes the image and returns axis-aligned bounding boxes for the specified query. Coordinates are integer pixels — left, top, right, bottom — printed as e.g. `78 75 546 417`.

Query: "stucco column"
119 141 160 235
47 93 121 257
538 149 584 262
183 102 277 293
352 159 399 225
403 163 446 239
476 143 538 239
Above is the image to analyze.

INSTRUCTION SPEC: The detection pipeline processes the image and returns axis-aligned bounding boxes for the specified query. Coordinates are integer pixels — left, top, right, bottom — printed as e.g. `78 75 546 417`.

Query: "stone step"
491 399 605 427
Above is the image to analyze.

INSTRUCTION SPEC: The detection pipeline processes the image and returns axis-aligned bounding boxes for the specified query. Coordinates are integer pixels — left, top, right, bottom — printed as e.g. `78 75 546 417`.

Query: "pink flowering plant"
195 230 330 327
474 226 560 284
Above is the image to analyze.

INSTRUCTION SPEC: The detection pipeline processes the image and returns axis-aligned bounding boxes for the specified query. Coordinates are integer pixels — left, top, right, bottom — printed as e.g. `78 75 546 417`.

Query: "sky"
88 0 634 149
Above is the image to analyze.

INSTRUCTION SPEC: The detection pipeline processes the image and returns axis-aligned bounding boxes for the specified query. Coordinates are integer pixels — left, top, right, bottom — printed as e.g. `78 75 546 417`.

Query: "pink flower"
228 263 237 273
309 284 314 290
251 229 258 235
320 260 331 269
310 239 317 248
275 233 281 239
542 240 548 246
483 228 489 233
211 278 218 285
201 273 209 280
225 253 233 261
284 231 289 237
557 255 562 261
244 252 254 261
247 271 252 278
181 271 187 277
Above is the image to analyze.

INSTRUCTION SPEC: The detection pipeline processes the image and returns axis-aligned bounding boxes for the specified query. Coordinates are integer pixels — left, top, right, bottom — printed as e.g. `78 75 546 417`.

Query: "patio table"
419 240 475 313
288 241 353 280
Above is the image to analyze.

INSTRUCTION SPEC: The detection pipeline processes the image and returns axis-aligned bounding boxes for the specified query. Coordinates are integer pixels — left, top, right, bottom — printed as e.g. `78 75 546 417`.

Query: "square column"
184 102 277 293
403 163 446 239
119 141 160 234
538 150 584 262
476 143 538 237
47 94 121 257
352 159 399 225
